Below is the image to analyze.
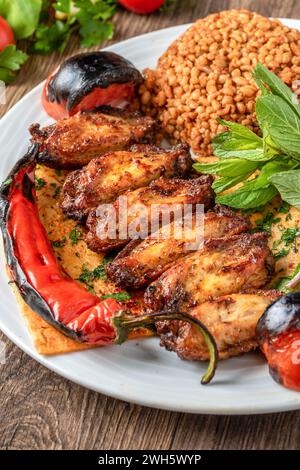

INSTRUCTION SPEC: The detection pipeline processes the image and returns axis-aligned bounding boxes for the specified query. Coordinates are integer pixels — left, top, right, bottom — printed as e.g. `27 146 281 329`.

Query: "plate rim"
2 19 300 415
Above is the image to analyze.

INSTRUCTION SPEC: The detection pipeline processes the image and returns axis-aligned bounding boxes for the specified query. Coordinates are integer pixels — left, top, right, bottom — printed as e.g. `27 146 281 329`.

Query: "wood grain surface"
1 0 300 450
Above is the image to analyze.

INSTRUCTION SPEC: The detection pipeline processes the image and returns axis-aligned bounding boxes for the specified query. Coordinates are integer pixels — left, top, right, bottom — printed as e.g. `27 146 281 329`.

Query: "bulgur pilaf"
139 9 300 156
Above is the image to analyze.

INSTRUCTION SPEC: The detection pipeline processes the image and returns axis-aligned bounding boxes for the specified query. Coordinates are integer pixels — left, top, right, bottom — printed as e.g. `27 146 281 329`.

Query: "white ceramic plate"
1 20 300 415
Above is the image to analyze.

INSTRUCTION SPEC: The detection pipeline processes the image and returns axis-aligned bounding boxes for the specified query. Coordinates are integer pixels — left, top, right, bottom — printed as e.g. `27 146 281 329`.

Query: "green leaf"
216 185 277 210
212 119 267 161
217 119 262 144
0 45 28 70
215 159 291 209
269 170 300 209
193 158 258 177
54 0 72 14
69 225 83 245
253 63 300 119
75 0 116 47
256 94 300 159
212 174 250 194
0 0 42 39
79 20 114 48
31 20 72 54
101 291 131 302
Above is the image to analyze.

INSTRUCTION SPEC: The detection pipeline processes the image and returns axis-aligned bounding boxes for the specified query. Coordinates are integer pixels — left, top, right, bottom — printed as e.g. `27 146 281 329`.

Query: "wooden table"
1 0 300 450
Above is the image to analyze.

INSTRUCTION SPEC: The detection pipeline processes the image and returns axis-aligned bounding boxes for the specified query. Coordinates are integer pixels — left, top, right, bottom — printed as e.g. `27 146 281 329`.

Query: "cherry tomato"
0 16 15 52
118 0 164 14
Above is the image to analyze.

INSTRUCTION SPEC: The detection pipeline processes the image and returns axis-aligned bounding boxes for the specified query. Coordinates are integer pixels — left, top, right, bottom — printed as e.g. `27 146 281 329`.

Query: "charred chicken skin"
30 106 156 169
86 175 214 253
61 143 192 220
156 290 280 360
144 233 275 312
106 205 251 289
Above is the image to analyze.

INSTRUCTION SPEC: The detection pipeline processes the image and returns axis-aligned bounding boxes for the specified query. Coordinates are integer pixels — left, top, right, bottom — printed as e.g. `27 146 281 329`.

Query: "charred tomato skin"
42 51 142 120
256 292 300 391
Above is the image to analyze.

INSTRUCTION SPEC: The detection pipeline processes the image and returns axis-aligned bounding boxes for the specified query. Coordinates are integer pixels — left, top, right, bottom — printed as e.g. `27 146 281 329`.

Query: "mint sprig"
194 63 300 210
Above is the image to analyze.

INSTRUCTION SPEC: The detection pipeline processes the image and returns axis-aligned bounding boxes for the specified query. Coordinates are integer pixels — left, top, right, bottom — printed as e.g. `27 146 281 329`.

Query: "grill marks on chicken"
144 233 275 312
106 205 251 289
156 290 280 360
86 175 214 253
30 107 156 169
61 144 192 220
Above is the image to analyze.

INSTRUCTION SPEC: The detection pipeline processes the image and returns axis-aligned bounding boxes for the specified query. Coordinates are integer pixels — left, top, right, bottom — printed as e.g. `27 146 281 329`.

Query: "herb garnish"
271 226 300 260
69 226 83 245
101 291 131 302
51 236 66 248
255 211 280 236
35 177 46 190
53 185 61 198
194 63 300 210
77 255 114 290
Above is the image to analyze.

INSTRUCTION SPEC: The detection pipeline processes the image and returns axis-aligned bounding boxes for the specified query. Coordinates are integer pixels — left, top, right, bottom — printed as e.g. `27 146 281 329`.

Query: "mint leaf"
269 170 300 209
256 94 300 159
216 185 277 210
253 63 300 119
211 175 249 194
216 159 291 209
212 119 267 161
193 158 258 177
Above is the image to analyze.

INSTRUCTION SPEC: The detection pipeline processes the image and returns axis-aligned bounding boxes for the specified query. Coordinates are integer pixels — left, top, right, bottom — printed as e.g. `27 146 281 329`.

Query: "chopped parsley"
35 177 46 190
101 291 131 302
280 227 300 248
51 236 66 248
69 226 83 245
77 255 114 289
272 226 300 260
274 249 290 261
255 211 280 235
51 184 61 198
278 201 290 214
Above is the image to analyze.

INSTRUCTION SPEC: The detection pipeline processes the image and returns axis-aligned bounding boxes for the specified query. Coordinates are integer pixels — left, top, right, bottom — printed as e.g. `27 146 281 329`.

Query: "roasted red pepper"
256 292 300 391
0 146 218 384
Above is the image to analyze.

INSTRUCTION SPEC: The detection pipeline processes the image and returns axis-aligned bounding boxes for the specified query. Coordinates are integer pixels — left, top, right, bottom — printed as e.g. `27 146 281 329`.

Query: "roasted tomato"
256 292 300 391
42 51 142 120
118 0 164 14
0 16 15 52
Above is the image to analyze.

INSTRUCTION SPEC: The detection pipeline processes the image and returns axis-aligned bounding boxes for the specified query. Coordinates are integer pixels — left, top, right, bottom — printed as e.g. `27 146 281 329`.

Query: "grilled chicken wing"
107 205 251 289
86 175 214 252
144 233 274 312
61 144 192 220
30 106 156 169
156 290 281 360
